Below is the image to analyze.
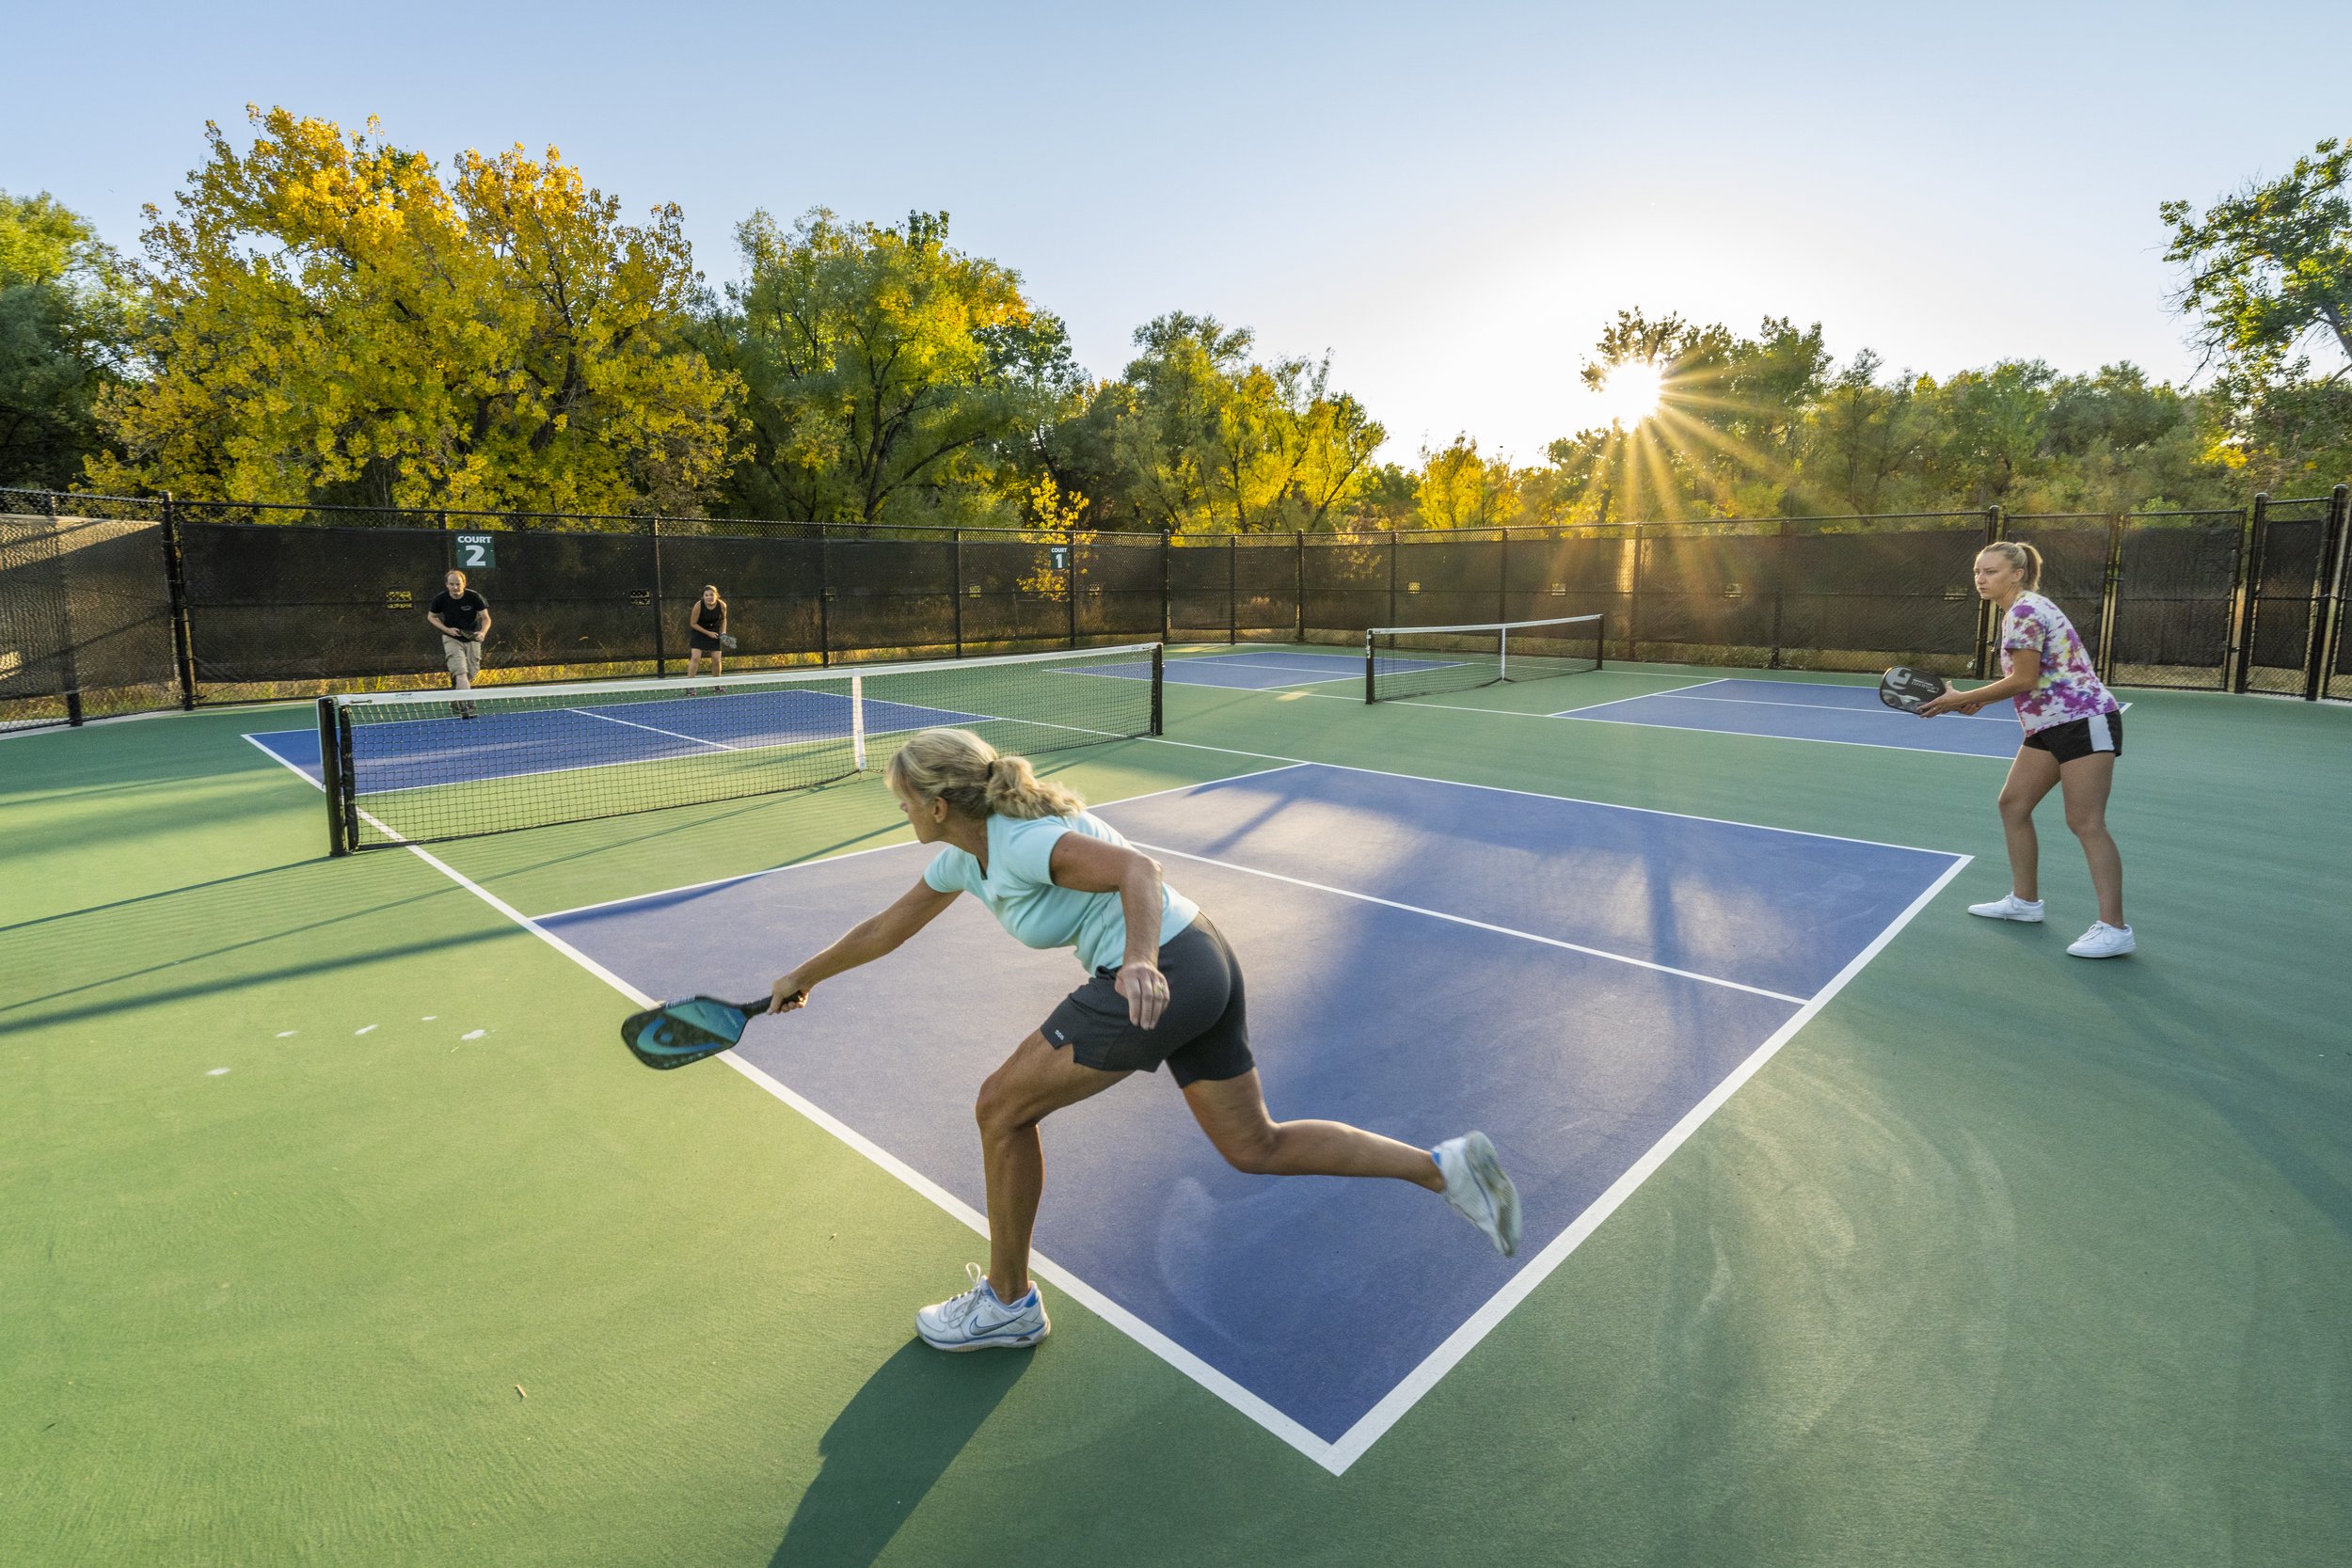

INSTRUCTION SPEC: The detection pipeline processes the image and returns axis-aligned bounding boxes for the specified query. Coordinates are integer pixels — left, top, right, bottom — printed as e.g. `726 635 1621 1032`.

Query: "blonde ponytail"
886 728 1086 820
1979 540 2042 591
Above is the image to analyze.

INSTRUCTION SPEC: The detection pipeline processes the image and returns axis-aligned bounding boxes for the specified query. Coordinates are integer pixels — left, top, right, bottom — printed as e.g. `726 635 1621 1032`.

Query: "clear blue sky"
5 0 2345 463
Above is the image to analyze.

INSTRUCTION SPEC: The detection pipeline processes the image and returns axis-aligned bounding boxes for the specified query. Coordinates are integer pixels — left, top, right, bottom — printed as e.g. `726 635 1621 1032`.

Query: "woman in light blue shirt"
768 727 1522 1353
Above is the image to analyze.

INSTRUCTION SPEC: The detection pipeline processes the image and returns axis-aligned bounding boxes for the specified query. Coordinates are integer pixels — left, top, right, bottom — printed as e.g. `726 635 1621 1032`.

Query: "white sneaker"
2067 922 2136 958
1968 894 2044 923
1434 1132 1521 1258
914 1263 1050 1351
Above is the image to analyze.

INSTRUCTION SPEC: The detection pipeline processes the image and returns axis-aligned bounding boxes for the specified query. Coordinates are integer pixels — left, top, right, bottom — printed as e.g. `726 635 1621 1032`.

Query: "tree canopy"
5 109 2339 526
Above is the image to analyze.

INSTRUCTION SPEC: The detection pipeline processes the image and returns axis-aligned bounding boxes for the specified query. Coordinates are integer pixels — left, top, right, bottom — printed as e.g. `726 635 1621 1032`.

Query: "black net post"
158 493 198 709
1972 506 2002 677
1150 643 1165 735
2307 483 2351 701
316 696 348 856
2233 494 2269 693
649 515 668 679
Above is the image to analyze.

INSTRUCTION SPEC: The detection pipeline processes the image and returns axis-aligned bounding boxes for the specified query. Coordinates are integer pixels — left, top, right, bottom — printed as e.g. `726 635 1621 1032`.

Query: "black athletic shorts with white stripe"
2023 709 2122 763
1041 914 1254 1087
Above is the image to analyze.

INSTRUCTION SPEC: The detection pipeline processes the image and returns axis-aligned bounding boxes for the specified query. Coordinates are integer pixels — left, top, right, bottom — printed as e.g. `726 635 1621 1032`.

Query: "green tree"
0 192 135 489
90 107 737 513
2163 136 2352 490
1055 312 1384 533
712 208 1078 527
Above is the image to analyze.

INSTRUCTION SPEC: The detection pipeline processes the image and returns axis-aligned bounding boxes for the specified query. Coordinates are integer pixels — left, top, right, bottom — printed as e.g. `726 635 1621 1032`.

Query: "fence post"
952 528 964 658
1295 531 1305 641
1627 522 1644 660
2304 483 2350 702
2233 493 2269 693
1768 518 1788 670
1972 505 2002 678
816 525 832 666
2094 513 2124 685
1160 528 1172 643
159 491 198 709
1227 533 1237 644
39 491 83 725
1498 527 1510 626
648 515 668 678
1387 530 1398 626
1068 528 1079 650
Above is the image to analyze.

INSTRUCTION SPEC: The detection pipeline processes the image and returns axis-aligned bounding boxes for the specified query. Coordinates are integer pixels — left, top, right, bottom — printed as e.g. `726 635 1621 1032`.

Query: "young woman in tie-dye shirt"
1917 542 2134 958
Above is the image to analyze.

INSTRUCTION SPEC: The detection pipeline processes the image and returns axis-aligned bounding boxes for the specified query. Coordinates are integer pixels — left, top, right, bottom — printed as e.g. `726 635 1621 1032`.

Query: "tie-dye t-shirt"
2000 592 2119 734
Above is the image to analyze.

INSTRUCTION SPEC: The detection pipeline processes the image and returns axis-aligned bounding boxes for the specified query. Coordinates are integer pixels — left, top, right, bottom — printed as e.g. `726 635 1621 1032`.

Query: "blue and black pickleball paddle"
619 992 800 1069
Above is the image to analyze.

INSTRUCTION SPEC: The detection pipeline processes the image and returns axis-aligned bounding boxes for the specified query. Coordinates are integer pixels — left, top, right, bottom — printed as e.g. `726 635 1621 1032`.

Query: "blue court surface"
1555 677 2039 757
535 762 1966 1468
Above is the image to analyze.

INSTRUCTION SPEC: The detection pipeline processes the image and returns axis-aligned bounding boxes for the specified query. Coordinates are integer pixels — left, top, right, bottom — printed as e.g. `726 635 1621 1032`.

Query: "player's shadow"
769 1339 1029 1568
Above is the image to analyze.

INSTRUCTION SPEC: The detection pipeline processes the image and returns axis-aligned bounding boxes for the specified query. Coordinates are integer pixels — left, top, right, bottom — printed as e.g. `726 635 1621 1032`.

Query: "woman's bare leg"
973 1032 1130 1302
1996 748 2062 901
1181 1069 1443 1189
2058 752 2124 926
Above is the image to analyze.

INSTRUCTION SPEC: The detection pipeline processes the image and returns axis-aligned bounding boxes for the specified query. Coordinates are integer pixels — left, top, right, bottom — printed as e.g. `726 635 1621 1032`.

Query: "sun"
1597 360 1665 426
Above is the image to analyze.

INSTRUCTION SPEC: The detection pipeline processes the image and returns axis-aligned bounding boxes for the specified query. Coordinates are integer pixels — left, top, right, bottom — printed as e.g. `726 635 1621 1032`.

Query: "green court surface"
5 651 2349 1567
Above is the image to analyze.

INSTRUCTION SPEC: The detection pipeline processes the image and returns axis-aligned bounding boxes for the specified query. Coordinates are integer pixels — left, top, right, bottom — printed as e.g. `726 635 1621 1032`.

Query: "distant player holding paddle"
685 583 728 679
1914 542 2134 958
762 727 1522 1352
424 569 491 719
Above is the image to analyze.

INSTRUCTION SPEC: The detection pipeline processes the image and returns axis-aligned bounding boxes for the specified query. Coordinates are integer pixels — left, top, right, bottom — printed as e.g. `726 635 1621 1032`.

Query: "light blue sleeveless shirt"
921 811 1200 974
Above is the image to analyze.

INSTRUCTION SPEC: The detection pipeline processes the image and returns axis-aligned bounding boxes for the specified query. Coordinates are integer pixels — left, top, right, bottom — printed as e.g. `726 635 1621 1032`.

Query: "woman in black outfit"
686 584 728 679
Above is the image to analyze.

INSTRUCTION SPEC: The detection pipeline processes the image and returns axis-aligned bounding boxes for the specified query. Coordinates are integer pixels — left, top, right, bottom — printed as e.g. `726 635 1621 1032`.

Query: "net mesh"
329 642 1162 849
1366 613 1603 703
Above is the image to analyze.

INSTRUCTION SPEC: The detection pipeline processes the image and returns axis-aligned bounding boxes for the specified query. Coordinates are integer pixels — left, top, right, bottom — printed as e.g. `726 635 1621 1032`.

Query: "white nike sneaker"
914 1263 1051 1352
1968 894 2045 923
2067 922 2136 958
1434 1132 1521 1258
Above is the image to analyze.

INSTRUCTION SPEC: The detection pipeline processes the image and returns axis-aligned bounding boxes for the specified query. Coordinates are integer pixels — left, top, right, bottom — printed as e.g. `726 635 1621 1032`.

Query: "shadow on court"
768 1339 1029 1568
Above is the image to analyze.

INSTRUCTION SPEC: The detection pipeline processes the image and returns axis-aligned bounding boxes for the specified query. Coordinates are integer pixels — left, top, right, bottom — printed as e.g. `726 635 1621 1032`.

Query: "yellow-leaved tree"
90 107 739 514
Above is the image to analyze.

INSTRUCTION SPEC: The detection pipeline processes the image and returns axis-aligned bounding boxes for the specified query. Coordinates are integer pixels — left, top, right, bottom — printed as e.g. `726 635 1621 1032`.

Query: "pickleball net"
1365 613 1603 703
316 642 1164 852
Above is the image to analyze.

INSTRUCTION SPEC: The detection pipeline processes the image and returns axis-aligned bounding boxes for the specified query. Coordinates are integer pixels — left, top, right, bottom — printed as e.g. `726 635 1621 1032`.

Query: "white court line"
1548 677 1734 717
1547 709 2017 760
1126 841 1807 1006
1317 848 1972 1470
566 706 743 750
1641 689 2022 724
529 762 1313 922
1135 740 1965 859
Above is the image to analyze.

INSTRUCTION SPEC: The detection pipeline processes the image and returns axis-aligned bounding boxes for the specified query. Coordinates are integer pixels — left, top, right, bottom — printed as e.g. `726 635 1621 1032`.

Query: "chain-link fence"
4 485 2345 730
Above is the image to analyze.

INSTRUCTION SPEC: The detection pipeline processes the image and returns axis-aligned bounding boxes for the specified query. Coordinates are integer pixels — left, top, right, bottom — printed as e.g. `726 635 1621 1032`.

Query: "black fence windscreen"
7 488 2348 712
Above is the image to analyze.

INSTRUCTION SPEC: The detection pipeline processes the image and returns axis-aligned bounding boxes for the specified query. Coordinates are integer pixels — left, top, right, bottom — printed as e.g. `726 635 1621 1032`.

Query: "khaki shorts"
441 634 484 680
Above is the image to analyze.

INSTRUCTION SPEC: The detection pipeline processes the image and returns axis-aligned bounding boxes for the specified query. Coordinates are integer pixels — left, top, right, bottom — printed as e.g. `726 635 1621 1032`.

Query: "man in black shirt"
426 569 492 717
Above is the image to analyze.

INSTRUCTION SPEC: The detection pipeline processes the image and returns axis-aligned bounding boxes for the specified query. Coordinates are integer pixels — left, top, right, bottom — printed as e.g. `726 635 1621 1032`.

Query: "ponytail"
1979 540 2042 591
886 728 1086 821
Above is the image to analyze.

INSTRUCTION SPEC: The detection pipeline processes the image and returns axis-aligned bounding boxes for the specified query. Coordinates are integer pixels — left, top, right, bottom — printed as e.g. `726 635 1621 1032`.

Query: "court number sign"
453 533 498 570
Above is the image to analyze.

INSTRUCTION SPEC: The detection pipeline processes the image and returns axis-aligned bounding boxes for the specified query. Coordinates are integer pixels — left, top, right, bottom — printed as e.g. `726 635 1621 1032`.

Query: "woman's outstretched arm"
771 878 960 1011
